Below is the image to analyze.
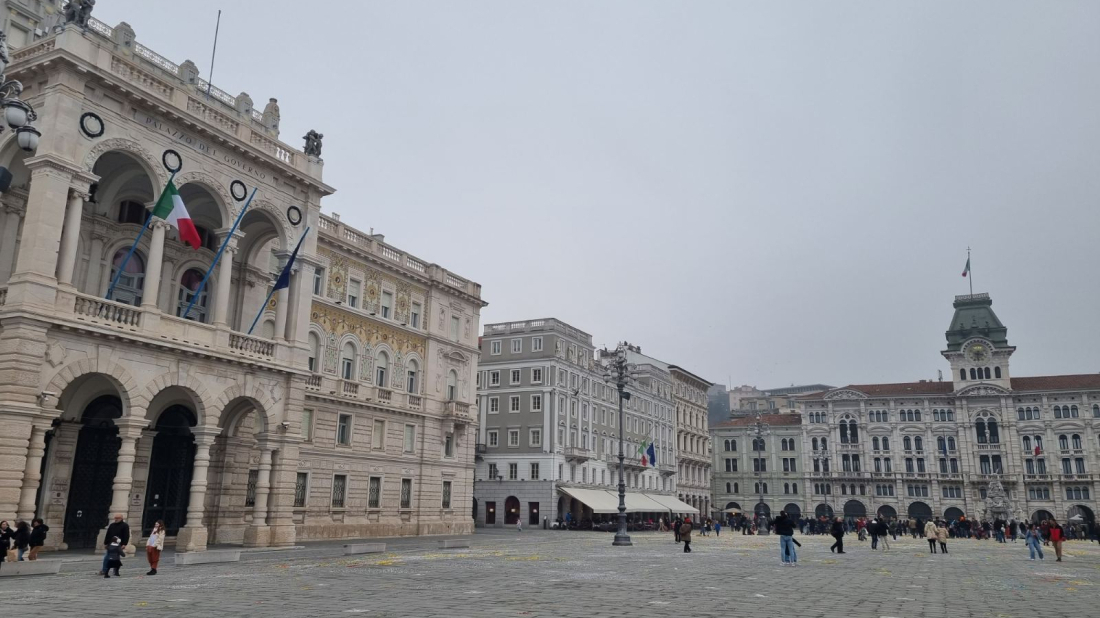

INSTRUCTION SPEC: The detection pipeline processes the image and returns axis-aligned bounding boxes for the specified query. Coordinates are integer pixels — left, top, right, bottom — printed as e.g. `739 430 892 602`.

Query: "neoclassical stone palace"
0 15 482 552
713 293 1099 526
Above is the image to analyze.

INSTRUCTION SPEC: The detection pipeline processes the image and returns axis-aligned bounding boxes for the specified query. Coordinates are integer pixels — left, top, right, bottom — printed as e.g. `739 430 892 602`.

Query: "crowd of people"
1 513 164 577
669 510 1099 564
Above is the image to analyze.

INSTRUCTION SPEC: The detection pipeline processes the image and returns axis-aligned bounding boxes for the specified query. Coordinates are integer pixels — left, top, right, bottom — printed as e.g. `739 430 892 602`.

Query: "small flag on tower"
961 256 971 278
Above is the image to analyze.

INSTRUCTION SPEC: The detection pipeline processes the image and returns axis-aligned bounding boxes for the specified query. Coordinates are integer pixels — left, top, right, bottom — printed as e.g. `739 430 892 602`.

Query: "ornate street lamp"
750 412 771 534
602 344 639 547
0 32 42 153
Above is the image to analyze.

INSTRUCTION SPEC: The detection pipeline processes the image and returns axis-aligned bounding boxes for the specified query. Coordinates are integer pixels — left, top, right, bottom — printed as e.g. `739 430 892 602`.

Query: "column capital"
150 218 171 231
192 426 223 444
23 153 83 179
67 187 91 202
215 227 245 249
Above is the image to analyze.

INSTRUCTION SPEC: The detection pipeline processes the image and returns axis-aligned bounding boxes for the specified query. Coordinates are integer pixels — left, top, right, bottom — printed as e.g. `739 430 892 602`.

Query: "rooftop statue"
64 0 96 28
303 129 323 157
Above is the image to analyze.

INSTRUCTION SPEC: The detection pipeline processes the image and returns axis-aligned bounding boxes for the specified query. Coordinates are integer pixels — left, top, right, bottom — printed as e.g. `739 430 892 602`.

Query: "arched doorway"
1068 505 1094 525
208 398 269 544
504 496 521 525
783 503 802 518
843 500 867 519
63 395 122 549
877 505 898 521
754 502 770 517
724 501 741 512
142 405 196 536
1032 510 1055 523
908 501 933 520
944 507 964 522
815 504 833 519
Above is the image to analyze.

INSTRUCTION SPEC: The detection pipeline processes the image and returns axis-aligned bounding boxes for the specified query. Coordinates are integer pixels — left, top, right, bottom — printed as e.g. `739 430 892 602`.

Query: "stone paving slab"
0 530 1096 617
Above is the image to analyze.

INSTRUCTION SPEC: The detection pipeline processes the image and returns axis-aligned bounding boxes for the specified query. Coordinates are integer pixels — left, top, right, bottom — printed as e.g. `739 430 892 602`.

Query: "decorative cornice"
823 389 869 401
955 384 1011 397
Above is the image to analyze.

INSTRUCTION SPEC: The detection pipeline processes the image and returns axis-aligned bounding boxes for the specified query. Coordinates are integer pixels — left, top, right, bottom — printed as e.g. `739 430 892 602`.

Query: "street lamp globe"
16 125 40 152
3 98 30 128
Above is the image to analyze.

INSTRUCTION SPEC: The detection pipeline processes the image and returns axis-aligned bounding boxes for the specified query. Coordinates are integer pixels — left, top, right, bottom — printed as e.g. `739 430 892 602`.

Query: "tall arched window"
873 437 880 450
406 359 419 393
341 342 356 380
812 437 819 451
960 368 966 381
1072 434 1082 450
1023 436 1031 451
1059 435 1069 450
994 367 1001 378
308 332 321 372
821 437 827 450
375 351 389 386
881 437 889 451
970 368 977 380
725 482 731 493
975 419 987 444
914 436 923 452
447 369 458 400
176 268 209 322
984 367 991 379
110 249 145 306
734 483 738 493
987 418 999 443
848 420 859 443
903 436 912 451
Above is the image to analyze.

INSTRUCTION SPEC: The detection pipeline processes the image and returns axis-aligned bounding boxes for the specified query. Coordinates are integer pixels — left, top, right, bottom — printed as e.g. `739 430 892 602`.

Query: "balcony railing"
564 446 595 461
377 388 393 403
407 394 422 410
229 332 274 357
73 295 142 329
305 374 322 390
341 380 360 396
444 400 474 424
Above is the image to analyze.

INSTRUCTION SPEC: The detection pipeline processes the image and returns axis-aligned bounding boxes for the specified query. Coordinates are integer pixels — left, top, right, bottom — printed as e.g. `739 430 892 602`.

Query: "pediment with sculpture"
824 389 869 401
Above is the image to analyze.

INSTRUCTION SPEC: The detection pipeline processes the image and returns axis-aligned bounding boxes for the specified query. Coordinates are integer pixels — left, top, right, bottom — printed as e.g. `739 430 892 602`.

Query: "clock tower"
941 293 1015 391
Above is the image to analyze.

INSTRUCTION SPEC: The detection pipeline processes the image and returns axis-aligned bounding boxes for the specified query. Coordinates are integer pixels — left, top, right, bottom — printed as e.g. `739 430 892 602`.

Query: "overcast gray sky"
100 1 1100 389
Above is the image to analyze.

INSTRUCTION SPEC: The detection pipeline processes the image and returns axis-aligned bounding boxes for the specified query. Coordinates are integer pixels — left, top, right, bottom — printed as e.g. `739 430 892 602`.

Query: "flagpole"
206 10 222 99
247 226 310 335
106 171 177 301
182 187 257 319
968 247 973 296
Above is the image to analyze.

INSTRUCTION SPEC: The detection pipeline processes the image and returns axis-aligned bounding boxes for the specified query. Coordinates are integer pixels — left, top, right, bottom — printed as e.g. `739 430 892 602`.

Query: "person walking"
935 522 949 554
1049 519 1064 562
146 520 165 575
674 516 683 543
876 518 890 551
714 520 721 537
924 520 938 554
775 511 797 566
100 513 130 575
869 518 879 550
1026 523 1045 560
830 517 845 554
680 517 693 553
12 520 30 561
27 518 49 560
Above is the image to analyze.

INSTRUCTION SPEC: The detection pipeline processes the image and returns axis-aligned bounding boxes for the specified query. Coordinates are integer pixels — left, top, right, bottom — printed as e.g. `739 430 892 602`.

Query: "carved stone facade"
0 13 483 553
772 293 1098 525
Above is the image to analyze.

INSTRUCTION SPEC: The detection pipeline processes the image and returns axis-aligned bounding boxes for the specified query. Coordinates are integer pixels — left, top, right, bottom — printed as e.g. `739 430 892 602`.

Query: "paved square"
1 530 1097 617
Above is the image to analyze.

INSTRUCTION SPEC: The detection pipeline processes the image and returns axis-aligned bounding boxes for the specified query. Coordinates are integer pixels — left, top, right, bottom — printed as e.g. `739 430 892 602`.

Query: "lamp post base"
612 533 633 546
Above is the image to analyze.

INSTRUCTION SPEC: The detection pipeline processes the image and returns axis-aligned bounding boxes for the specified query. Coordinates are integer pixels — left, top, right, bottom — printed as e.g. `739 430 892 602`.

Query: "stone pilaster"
175 428 220 552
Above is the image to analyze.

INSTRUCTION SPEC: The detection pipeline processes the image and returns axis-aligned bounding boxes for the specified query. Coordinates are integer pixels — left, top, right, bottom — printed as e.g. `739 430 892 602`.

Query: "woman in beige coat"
924 521 939 553
146 520 165 575
934 523 948 554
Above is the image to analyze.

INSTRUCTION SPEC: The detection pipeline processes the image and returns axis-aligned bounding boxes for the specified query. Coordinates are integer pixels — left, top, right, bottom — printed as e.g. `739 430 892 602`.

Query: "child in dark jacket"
104 537 124 578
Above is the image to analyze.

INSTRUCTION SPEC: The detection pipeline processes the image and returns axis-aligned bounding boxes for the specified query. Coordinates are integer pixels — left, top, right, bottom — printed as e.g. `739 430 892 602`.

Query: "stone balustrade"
317 214 481 298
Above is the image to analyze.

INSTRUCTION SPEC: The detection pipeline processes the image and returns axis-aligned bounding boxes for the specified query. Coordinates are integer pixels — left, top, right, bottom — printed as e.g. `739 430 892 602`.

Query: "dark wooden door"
63 424 120 549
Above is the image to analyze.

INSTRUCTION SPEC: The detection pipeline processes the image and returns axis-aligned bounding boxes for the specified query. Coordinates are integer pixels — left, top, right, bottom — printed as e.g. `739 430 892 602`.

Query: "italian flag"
638 440 648 467
152 179 201 249
961 256 970 278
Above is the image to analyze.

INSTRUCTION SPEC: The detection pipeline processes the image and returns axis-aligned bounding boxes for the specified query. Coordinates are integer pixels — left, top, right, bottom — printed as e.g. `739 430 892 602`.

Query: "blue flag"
647 442 657 467
274 227 309 291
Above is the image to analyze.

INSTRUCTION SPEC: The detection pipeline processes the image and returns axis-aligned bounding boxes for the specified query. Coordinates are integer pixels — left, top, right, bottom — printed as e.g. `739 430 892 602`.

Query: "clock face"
969 345 987 362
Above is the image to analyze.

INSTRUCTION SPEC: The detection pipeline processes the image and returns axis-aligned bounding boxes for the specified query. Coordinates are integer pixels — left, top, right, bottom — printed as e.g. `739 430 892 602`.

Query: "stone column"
85 234 105 296
157 259 175 313
267 440 300 547
212 243 237 327
140 219 168 311
243 441 274 547
7 159 77 310
16 423 49 520
273 286 289 342
0 203 25 283
103 421 145 554
285 261 309 342
55 189 86 287
176 428 221 552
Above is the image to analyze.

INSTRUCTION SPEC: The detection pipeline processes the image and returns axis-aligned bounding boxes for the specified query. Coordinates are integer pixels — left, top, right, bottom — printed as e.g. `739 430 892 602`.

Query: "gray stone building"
712 413 805 520
474 321 694 527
